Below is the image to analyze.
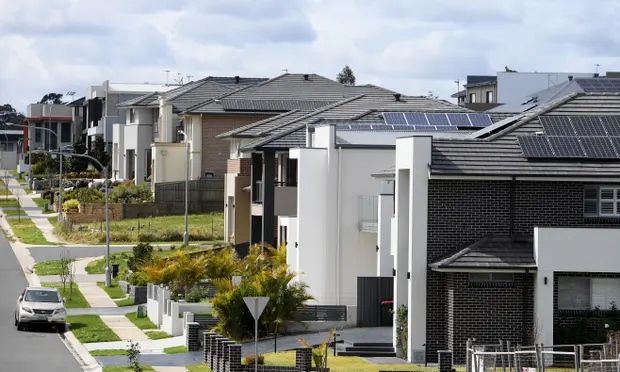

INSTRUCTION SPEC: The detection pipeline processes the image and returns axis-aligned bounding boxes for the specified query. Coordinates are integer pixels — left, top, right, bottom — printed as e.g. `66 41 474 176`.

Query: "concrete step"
343 346 395 352
344 341 393 347
337 350 397 357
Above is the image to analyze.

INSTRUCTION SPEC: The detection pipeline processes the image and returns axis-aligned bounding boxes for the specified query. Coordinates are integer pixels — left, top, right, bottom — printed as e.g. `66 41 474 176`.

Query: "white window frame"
469 93 477 103
584 185 620 216
558 276 620 310
486 91 494 103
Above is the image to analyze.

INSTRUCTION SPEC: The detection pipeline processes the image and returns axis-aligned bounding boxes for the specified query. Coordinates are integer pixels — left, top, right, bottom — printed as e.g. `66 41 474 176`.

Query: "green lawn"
2 209 26 217
16 177 27 185
7 218 60 245
32 197 46 208
97 282 126 299
9 170 18 176
125 312 157 330
102 367 154 372
48 216 58 224
0 188 12 195
0 199 19 208
85 246 210 274
24 188 33 194
56 212 224 244
90 349 128 356
115 298 135 307
164 346 188 354
42 283 90 308
186 366 212 372
145 330 172 340
67 315 120 343
33 259 74 275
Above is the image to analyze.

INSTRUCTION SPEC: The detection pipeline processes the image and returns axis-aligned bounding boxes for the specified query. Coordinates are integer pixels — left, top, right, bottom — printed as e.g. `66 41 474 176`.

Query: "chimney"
234 76 240 84
568 75 573 81
594 73 600 78
394 93 401 102
303 74 309 81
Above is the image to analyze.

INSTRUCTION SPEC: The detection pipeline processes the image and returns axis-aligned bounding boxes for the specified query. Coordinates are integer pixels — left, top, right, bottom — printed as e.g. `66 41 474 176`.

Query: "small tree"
126 340 142 372
70 140 89 173
58 249 72 294
68 254 76 300
336 65 356 86
299 329 336 371
4 170 9 200
15 193 22 221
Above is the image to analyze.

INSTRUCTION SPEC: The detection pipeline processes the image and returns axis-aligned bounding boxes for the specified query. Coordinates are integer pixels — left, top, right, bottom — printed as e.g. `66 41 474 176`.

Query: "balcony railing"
358 196 378 233
253 180 263 203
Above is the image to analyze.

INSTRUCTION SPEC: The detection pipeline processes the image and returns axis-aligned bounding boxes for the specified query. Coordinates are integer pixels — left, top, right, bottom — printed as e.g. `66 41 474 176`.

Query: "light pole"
32 150 111 286
178 129 189 246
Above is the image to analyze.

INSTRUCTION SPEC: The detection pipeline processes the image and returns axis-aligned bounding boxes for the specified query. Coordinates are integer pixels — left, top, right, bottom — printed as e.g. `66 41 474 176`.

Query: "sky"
1 0 620 112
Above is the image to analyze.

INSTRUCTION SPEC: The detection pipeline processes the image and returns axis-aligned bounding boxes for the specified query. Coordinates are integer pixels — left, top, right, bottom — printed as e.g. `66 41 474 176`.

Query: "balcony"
358 196 378 233
251 180 298 217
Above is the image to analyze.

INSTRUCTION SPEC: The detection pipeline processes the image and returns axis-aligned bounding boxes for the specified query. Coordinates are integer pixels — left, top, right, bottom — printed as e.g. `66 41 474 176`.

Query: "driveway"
0 234 81 371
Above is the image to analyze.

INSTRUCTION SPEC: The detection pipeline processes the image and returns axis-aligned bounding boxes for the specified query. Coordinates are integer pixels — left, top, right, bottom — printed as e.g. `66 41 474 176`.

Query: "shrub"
63 187 104 204
185 286 209 303
90 181 103 190
109 183 153 204
243 354 264 365
62 199 79 212
31 162 45 175
114 268 130 285
128 272 148 286
128 242 153 271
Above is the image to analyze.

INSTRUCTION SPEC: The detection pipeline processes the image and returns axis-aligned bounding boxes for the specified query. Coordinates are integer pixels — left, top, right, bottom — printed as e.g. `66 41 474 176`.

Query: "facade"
452 75 499 111
384 92 620 365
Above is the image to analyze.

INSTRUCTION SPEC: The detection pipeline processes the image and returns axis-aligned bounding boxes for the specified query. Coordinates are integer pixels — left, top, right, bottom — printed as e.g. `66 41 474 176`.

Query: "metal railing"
358 196 378 233
293 305 348 322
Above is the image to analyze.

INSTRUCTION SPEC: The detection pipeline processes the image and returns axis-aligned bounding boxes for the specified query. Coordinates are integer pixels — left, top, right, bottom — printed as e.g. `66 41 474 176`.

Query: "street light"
7 121 64 222
177 129 189 246
32 149 112 286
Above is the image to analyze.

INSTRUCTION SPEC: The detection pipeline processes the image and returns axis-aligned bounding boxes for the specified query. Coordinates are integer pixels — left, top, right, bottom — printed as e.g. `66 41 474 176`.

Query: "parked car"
15 286 66 332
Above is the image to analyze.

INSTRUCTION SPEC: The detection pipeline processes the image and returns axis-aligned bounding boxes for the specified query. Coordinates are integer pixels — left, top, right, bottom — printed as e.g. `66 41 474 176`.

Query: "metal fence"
154 178 224 214
293 305 348 322
357 276 394 327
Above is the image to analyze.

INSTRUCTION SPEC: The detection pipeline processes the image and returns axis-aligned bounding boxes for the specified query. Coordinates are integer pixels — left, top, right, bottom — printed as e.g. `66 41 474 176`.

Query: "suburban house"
382 91 620 365
114 76 267 184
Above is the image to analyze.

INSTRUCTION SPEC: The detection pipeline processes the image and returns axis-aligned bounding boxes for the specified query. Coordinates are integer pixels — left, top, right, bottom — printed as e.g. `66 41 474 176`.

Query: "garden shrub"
109 183 153 204
128 242 153 271
185 286 209 303
31 162 45 175
242 354 264 365
63 187 104 204
128 272 148 286
62 199 79 212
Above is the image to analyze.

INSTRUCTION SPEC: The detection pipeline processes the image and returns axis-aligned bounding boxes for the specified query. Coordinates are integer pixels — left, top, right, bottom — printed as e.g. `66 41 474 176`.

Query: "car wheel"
16 322 23 331
56 324 66 333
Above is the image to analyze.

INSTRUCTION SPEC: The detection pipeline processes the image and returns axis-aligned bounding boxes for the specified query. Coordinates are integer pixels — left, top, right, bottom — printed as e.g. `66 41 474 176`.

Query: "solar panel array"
382 112 494 130
518 115 620 159
577 78 620 93
337 123 457 131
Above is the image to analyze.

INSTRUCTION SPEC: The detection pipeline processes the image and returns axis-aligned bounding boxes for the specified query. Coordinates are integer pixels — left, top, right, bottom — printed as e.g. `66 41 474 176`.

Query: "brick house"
377 92 620 364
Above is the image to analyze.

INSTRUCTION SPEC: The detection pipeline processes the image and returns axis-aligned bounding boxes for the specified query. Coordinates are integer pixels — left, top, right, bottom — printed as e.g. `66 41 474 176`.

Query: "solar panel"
540 116 576 136
578 78 620 93
547 136 586 157
467 113 493 127
601 116 620 137
426 113 449 126
610 137 620 154
412 125 457 131
390 125 414 131
579 137 619 158
383 112 407 125
569 116 607 136
446 113 471 126
404 113 428 125
517 136 554 158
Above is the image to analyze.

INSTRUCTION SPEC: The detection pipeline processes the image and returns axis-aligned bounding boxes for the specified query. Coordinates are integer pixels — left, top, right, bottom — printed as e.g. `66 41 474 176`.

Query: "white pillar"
190 115 202 179
535 270 554 346
377 182 394 277
393 169 410 346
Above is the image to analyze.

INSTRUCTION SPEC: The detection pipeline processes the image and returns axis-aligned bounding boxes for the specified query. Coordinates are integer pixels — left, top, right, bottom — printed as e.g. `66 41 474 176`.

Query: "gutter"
335 147 342 305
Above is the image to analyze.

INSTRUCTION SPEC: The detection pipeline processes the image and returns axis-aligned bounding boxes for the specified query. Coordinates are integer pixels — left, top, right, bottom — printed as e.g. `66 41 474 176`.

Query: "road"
0 235 81 371
28 244 135 262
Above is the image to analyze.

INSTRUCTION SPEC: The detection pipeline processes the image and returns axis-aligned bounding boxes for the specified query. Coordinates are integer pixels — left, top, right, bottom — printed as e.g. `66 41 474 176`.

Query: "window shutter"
601 202 615 215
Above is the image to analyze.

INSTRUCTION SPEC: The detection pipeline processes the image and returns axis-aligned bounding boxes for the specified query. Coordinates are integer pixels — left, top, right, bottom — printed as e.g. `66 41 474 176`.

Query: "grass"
42 282 90 308
102 367 154 372
115 298 135 307
2 208 26 217
164 346 188 354
0 188 12 195
48 216 58 224
186 366 212 372
0 199 19 208
16 177 27 185
9 170 17 177
7 218 60 245
56 212 224 244
97 282 126 299
24 188 33 194
145 330 173 340
85 246 210 274
125 312 157 330
32 197 47 208
33 259 74 275
66 315 120 343
90 349 128 356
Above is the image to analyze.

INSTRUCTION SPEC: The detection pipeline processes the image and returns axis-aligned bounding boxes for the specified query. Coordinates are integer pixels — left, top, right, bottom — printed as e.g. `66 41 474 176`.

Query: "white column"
377 182 394 277
190 115 202 179
535 270 554 346
393 169 410 346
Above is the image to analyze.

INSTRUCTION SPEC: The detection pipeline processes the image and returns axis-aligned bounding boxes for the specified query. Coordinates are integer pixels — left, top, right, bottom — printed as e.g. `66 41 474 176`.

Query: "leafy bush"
62 199 79 212
242 354 264 365
128 242 153 271
31 162 45 175
185 286 209 303
63 187 104 204
114 268 130 285
109 183 153 204
75 179 90 188
90 181 103 190
128 272 148 286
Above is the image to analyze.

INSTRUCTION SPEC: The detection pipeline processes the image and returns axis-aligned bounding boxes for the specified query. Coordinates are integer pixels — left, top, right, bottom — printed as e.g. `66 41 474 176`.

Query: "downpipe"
335 147 342 305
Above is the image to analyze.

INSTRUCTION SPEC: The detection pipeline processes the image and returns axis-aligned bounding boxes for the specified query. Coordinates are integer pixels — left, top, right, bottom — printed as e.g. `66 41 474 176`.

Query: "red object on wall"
23 121 28 152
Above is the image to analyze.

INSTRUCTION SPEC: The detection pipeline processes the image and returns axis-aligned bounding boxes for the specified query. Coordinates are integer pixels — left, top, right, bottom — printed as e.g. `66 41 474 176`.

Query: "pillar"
438 350 453 372
377 181 394 277
186 322 200 351
535 269 554 346
393 169 410 347
250 152 263 244
261 150 276 247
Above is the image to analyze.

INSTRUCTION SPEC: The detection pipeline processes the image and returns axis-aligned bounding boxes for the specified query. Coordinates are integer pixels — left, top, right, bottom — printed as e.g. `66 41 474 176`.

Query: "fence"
357 276 394 327
154 178 224 214
466 339 620 372
293 305 348 322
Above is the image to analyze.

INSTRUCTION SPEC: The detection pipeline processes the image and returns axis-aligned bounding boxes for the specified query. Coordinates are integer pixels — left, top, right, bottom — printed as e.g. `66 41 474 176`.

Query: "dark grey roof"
431 93 620 176
117 92 161 107
216 110 307 138
67 97 85 107
429 235 535 270
371 165 396 178
220 99 335 112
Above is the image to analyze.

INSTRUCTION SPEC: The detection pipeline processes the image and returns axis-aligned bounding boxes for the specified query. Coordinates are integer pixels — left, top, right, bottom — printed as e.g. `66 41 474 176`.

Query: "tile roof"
429 235 535 270
117 92 161 107
219 99 335 112
216 110 310 138
431 93 620 176
371 165 396 178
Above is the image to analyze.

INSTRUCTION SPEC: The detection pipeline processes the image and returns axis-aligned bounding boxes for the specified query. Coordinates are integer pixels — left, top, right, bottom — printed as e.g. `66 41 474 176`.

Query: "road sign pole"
255 298 258 372
243 296 270 372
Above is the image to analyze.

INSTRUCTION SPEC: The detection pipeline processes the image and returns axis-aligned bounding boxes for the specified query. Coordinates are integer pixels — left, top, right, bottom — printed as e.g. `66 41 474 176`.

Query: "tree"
70 140 89 173
0 104 25 127
15 193 22 222
89 134 109 170
336 65 356 86
38 93 64 105
58 249 72 295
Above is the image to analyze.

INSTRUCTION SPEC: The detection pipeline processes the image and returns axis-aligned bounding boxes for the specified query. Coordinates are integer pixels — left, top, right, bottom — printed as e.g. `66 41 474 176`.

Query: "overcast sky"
1 0 619 111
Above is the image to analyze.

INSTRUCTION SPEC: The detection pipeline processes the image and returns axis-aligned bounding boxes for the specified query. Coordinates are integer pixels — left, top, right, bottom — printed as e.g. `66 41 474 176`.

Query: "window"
129 109 136 123
469 93 477 103
486 91 494 103
469 272 514 282
584 186 620 216
61 123 71 143
558 276 620 310
153 109 159 133
35 123 42 142
286 158 298 186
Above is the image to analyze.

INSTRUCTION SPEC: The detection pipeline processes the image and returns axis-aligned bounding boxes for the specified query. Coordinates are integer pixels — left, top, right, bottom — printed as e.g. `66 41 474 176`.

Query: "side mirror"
62 298 66 303
17 295 23 302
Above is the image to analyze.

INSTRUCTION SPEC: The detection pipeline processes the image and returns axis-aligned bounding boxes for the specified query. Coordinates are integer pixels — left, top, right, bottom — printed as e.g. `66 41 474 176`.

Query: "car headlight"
21 306 33 313
53 308 66 315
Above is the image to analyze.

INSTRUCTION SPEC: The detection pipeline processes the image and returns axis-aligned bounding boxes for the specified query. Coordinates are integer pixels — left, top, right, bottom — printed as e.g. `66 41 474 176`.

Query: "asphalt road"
0 235 82 371
28 244 135 262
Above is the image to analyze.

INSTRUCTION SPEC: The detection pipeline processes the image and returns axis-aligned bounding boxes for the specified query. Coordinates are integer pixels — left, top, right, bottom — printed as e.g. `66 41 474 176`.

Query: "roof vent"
594 73 600 78
303 74 309 81
234 76 240 84
394 93 401 102
568 75 573 81
534 131 544 136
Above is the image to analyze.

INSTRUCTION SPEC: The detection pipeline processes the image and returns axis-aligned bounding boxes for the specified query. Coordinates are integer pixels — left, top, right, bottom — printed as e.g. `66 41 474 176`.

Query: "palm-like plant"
141 256 177 285
204 246 240 279
167 250 207 288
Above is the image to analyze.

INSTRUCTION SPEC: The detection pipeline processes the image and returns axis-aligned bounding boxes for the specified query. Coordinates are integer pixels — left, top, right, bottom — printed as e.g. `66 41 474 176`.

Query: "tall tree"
89 134 109 170
38 93 65 104
70 139 89 173
337 65 356 86
0 104 25 127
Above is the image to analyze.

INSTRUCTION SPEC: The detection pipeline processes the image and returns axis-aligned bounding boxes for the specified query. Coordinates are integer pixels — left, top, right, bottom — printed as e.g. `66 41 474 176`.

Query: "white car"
15 286 67 332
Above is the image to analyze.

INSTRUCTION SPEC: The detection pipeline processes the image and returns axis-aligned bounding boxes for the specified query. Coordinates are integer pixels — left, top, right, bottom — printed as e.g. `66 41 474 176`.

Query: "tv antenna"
174 73 184 85
282 69 288 73
66 91 76 102
186 73 193 83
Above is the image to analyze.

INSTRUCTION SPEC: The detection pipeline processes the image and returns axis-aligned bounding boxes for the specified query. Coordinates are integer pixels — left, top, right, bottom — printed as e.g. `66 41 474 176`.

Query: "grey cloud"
188 0 306 20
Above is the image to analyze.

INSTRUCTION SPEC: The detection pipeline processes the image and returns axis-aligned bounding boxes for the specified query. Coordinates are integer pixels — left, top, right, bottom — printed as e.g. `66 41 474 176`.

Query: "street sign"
243 297 269 320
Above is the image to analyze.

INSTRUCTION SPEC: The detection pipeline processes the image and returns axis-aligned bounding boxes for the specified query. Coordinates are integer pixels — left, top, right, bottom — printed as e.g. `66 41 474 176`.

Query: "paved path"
86 335 186 352
153 367 189 372
0 221 81 371
101 315 150 341
38 273 107 283
96 352 203 368
67 305 138 315
78 282 117 307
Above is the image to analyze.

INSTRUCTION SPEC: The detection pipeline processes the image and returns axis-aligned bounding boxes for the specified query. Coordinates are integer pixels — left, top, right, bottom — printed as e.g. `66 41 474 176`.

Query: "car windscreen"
24 290 61 303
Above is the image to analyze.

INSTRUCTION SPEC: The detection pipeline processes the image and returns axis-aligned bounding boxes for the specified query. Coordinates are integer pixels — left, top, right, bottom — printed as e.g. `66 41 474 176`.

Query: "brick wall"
227 158 252 176
202 114 272 177
426 180 620 363
63 203 123 223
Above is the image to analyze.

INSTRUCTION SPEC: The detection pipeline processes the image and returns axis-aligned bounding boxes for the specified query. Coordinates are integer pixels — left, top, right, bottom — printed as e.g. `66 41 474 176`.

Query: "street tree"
337 65 356 86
